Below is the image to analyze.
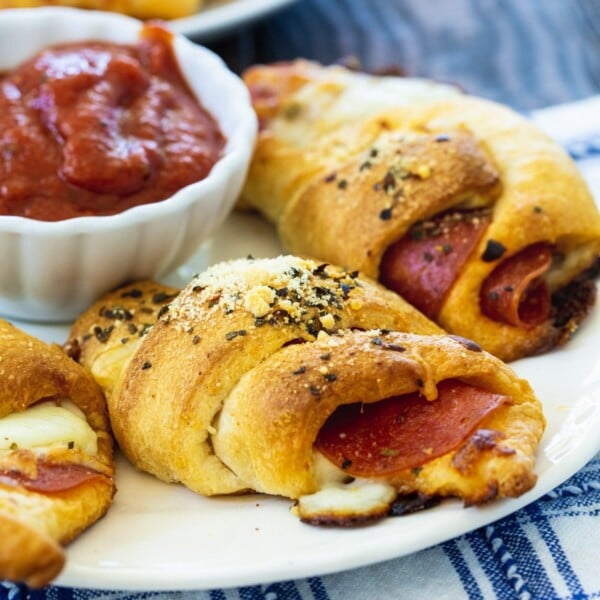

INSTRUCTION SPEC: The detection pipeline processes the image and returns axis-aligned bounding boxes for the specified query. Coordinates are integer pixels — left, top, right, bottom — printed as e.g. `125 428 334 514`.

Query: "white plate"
168 0 298 41
14 201 600 591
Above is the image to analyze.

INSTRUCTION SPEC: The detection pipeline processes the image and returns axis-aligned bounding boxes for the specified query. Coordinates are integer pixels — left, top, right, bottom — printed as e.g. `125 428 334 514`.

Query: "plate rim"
168 0 298 40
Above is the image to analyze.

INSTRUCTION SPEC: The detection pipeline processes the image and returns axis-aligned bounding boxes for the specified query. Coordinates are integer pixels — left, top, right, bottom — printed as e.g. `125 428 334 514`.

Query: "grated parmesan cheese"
166 256 363 338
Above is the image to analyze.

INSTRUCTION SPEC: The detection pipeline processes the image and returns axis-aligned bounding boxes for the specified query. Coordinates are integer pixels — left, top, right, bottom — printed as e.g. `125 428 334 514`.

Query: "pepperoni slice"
314 379 507 477
480 243 553 327
0 462 108 493
380 211 491 319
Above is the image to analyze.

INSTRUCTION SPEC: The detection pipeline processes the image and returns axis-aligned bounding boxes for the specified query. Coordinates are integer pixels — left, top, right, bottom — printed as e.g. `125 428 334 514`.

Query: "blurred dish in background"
0 0 299 41
0 0 203 20
168 0 298 41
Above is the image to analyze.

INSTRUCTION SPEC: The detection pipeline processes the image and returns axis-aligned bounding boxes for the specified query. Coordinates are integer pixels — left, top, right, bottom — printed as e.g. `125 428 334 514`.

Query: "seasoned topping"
93 325 114 343
319 313 336 329
309 385 322 397
225 330 247 341
354 132 499 229
138 323 153 337
152 292 179 304
166 256 363 338
244 285 276 318
100 306 133 321
481 239 507 262
383 343 406 352
409 209 490 242
379 208 393 221
447 335 483 352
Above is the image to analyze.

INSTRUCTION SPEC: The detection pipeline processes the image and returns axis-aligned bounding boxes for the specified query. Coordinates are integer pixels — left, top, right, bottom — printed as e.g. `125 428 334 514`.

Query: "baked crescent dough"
65 279 180 403
216 329 544 523
240 60 600 362
0 319 115 587
68 256 544 525
0 0 203 19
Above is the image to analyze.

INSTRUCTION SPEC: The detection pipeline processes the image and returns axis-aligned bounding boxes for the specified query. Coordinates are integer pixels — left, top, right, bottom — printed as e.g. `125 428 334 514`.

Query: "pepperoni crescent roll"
0 319 115 587
68 256 544 525
240 60 600 362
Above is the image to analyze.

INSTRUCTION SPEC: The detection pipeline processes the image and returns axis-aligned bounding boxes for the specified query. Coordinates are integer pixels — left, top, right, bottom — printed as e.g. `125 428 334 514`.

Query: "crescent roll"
0 319 115 587
240 60 600 362
68 256 544 525
64 279 180 403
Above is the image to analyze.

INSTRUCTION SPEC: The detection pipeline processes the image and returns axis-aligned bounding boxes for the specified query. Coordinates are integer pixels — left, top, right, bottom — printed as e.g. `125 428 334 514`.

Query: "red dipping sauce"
0 25 226 221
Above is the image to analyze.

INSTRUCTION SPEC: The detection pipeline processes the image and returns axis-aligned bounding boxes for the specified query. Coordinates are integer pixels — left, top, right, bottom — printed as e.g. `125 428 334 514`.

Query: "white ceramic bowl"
0 7 257 322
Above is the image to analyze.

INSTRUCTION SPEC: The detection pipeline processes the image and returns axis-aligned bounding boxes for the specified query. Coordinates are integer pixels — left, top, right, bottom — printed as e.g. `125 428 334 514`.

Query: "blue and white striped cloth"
2 1 600 598
2 453 599 599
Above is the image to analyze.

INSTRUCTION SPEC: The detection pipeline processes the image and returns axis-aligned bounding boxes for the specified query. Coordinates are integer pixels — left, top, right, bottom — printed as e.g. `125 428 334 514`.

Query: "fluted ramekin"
0 7 257 322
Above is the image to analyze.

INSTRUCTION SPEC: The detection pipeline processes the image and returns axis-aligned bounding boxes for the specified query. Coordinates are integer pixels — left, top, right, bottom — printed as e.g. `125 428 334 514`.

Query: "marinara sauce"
0 25 225 220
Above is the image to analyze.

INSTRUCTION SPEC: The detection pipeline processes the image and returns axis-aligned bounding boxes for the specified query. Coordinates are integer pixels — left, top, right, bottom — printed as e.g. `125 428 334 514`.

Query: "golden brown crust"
0 513 64 589
0 319 115 587
240 61 600 361
65 280 179 400
0 475 114 587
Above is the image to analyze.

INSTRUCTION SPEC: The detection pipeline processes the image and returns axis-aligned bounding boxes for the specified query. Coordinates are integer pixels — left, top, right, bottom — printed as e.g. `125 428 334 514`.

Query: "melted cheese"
0 401 97 456
297 451 397 523
298 481 397 523
312 450 351 487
